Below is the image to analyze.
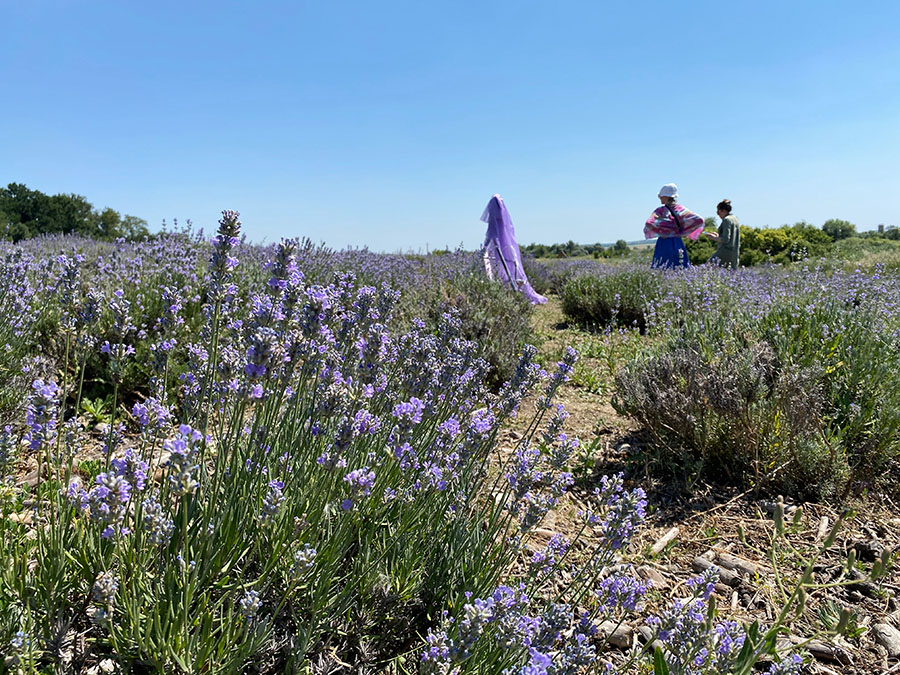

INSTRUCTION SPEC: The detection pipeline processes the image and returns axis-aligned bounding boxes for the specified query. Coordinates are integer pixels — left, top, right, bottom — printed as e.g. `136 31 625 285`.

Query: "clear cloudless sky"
3 0 899 251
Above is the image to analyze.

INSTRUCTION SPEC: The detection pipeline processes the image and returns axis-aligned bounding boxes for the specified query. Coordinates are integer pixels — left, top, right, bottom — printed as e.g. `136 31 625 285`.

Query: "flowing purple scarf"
481 194 547 305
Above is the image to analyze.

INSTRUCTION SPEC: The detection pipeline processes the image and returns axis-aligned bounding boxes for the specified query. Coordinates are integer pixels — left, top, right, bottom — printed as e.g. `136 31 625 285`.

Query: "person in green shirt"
705 199 740 269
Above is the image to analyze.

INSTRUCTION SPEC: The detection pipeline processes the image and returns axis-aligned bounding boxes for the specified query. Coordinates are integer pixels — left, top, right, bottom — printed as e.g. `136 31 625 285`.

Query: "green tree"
97 207 123 238
0 183 49 235
822 218 856 241
49 193 97 235
0 183 148 241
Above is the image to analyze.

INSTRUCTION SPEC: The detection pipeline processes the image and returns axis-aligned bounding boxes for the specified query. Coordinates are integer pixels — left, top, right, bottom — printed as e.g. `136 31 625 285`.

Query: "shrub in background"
831 236 900 261
431 270 534 386
560 269 661 331
822 218 856 241
684 236 716 264
613 339 851 500
612 266 900 501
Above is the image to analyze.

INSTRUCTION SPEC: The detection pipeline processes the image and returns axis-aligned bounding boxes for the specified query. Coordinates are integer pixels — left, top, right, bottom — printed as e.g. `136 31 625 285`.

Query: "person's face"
717 208 727 218
659 196 667 204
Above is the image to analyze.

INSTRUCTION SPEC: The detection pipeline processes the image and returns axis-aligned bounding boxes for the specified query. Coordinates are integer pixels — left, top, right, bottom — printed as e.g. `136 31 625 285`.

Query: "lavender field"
1 214 898 673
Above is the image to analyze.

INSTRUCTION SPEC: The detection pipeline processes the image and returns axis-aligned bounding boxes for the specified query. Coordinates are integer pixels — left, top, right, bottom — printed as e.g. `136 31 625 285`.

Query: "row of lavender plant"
0 228 531 427
0 219 866 672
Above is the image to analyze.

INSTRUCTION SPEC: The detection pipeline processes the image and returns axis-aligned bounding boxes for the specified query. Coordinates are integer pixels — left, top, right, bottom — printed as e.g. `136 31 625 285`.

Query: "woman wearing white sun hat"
644 183 706 269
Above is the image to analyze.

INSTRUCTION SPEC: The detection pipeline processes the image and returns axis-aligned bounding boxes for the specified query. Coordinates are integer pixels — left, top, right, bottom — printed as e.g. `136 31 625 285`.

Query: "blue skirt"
651 237 691 269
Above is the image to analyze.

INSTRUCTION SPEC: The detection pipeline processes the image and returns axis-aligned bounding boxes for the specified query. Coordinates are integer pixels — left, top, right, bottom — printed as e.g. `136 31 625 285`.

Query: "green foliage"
738 222 834 264
822 218 856 241
560 270 661 330
832 236 900 261
0 183 149 242
740 247 768 267
432 271 534 385
80 396 112 424
818 600 865 640
613 338 853 499
522 239 634 259
685 235 716 264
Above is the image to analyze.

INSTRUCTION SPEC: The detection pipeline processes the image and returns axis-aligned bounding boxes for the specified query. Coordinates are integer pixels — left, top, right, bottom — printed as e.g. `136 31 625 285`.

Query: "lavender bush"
560 270 661 331
0 247 42 422
0 215 560 671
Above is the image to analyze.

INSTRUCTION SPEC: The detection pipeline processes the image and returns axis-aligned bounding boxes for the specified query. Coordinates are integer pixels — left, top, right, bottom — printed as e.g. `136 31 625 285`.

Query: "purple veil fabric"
481 194 547 304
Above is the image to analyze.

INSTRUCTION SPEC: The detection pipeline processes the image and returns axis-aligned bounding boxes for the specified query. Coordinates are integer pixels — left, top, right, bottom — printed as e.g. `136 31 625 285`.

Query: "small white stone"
873 623 900 657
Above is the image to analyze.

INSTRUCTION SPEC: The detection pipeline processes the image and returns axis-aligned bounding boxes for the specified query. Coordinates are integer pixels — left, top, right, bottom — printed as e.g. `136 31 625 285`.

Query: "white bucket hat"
658 183 678 199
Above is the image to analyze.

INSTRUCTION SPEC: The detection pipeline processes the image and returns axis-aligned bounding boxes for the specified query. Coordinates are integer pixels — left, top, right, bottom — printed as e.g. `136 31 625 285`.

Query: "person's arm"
644 207 664 240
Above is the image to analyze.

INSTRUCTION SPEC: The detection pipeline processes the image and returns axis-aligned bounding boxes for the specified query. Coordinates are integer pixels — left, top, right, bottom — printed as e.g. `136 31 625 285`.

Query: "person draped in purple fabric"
481 194 547 304
644 183 706 269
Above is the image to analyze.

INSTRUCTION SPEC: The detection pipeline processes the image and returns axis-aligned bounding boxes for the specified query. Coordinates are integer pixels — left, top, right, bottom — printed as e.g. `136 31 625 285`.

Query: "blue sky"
3 1 899 251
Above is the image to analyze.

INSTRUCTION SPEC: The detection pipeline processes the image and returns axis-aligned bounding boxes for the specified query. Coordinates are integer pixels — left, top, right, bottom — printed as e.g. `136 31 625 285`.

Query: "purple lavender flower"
393 397 425 425
9 630 29 654
469 408 495 436
293 543 317 574
260 480 285 524
25 379 60 451
90 570 118 626
142 491 174 545
132 397 172 436
342 467 375 510
645 568 733 675
110 449 148 492
519 648 553 675
528 534 570 577
74 471 132 539
594 572 649 615
581 474 647 553
92 570 118 605
164 424 207 497
208 210 242 299
239 589 261 619
766 654 804 675
496 345 544 418
537 346 577 410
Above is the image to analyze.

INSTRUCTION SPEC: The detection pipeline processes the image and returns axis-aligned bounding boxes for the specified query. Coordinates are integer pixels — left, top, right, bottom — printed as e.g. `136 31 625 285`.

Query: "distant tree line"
0 183 149 242
522 239 632 259
525 218 899 265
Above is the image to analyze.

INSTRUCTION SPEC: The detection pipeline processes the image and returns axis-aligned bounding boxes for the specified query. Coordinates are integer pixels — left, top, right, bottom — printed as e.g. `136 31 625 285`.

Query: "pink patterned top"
644 204 705 241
